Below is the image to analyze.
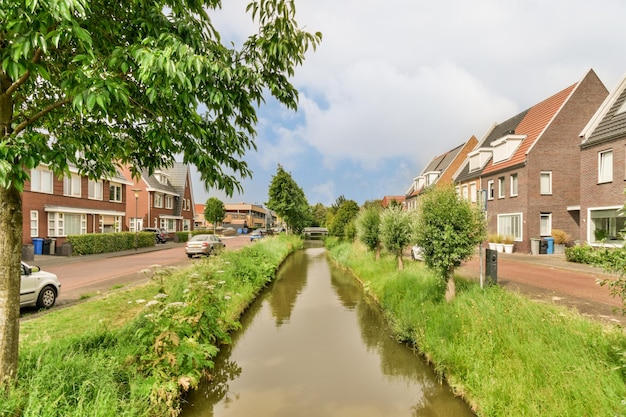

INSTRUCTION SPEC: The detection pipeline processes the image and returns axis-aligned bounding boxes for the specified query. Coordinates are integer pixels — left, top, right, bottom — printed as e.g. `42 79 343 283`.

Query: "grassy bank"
1 235 302 417
327 239 626 417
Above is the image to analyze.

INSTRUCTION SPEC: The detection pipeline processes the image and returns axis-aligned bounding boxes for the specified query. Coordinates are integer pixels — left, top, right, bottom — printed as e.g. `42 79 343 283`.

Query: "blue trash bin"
544 237 554 254
32 238 43 255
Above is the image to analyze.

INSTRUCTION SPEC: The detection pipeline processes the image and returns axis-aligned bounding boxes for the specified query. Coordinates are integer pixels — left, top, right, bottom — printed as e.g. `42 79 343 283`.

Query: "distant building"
381 196 406 208
223 203 276 230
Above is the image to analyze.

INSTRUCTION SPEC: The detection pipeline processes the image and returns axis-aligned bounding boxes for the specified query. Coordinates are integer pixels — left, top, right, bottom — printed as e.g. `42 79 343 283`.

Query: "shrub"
551 229 571 245
67 232 155 255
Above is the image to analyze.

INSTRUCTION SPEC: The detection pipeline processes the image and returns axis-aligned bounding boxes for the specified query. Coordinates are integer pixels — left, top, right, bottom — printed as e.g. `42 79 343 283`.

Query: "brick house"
22 164 133 251
122 163 196 237
454 69 608 253
405 136 478 210
578 72 626 247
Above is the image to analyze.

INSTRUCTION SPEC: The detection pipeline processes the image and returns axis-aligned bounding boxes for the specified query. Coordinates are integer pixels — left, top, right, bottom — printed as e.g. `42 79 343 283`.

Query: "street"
33 235 255 307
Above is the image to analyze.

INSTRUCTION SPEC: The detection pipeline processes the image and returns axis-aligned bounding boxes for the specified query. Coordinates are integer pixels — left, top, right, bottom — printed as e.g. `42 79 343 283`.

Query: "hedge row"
67 232 156 255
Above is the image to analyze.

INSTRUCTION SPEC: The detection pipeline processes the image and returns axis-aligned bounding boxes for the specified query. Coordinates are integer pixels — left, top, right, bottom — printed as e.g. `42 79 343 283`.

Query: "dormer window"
424 171 440 186
415 176 426 190
154 171 169 185
468 148 493 171
491 134 526 164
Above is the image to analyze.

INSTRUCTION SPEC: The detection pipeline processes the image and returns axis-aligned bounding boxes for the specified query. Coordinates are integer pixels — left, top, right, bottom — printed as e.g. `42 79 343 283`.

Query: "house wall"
22 175 127 246
482 168 530 252
526 72 608 249
580 136 626 243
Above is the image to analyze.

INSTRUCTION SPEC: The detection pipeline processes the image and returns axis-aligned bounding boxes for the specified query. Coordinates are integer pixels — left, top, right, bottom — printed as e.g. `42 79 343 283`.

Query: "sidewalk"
29 241 186 268
457 251 626 326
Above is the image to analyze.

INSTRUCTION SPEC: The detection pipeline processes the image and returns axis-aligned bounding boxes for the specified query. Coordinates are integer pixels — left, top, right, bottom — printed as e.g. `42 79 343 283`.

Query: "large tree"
0 0 320 384
266 164 309 233
414 185 486 302
204 197 226 233
328 198 359 238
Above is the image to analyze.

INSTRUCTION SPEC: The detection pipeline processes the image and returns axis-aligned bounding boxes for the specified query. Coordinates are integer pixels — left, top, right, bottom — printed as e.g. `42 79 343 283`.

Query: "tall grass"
1 235 302 417
328 241 626 417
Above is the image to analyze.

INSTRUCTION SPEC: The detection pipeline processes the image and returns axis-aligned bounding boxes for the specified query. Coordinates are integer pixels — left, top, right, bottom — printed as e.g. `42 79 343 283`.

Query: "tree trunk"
397 253 404 270
0 184 23 386
375 246 380 261
445 267 456 302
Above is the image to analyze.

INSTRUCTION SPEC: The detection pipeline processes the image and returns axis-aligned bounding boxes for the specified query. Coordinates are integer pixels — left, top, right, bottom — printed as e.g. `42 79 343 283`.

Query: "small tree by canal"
356 206 382 260
414 185 486 302
379 206 415 270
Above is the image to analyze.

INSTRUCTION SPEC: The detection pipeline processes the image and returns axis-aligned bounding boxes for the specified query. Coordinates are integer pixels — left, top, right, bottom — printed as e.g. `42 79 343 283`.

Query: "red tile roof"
482 83 576 175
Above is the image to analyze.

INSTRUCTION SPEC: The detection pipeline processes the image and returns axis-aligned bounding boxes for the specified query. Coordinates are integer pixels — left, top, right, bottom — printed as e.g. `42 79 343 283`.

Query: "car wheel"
187 254 193 258
36 285 57 309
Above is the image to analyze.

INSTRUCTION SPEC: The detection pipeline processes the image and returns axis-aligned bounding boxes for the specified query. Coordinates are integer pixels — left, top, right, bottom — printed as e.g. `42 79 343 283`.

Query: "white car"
411 245 424 261
21 262 61 309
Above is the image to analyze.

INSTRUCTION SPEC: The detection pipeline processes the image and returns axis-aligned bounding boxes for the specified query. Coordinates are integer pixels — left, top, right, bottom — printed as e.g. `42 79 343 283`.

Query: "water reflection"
181 244 475 417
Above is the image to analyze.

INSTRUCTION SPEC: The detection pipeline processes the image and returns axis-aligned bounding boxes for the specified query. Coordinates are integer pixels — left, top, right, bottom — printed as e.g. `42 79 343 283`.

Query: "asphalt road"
29 234 255 307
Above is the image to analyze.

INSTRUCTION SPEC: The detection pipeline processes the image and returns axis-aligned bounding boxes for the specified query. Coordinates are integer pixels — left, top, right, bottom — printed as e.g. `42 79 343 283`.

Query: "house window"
510 174 518 197
88 179 103 200
487 180 494 200
109 183 122 202
99 215 121 233
540 213 552 236
63 174 82 197
183 219 190 231
498 177 505 199
598 150 613 183
462 185 469 200
590 208 626 244
165 195 173 209
160 218 176 232
48 212 87 237
470 182 477 203
154 193 163 208
187 199 191 211
498 213 522 241
30 167 53 194
30 210 39 237
540 171 552 195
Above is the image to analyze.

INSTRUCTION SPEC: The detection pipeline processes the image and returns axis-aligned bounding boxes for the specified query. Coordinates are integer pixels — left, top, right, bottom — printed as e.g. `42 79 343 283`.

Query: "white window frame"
470 182 477 203
165 195 174 209
497 212 523 241
30 210 39 238
48 212 87 237
109 183 122 202
30 167 54 194
598 149 613 183
510 174 518 197
63 174 82 197
462 185 469 200
498 177 505 199
88 179 103 200
540 171 552 195
154 193 163 208
487 180 494 200
540 213 552 236
160 218 176 232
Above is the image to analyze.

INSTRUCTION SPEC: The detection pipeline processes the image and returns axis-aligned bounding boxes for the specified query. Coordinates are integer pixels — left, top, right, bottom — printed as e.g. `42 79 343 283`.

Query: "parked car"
411 245 424 261
141 227 168 243
185 234 225 258
20 261 61 309
249 230 264 242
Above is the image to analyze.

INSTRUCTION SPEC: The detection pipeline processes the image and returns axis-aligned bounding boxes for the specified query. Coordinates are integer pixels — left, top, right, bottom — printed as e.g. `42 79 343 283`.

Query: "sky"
191 0 626 208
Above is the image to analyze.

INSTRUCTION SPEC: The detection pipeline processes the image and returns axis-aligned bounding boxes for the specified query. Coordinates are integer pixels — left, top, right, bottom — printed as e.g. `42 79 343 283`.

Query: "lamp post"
133 189 141 251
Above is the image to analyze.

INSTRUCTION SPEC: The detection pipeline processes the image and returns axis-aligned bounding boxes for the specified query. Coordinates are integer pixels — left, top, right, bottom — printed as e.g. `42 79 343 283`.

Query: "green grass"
328 241 626 417
1 235 302 417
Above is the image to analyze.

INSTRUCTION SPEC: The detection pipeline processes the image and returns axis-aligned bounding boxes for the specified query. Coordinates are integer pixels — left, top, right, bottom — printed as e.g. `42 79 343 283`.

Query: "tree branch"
12 97 71 135
4 48 43 96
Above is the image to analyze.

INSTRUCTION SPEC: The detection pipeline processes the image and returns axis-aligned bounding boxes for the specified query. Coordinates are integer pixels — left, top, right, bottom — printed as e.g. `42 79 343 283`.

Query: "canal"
181 243 475 416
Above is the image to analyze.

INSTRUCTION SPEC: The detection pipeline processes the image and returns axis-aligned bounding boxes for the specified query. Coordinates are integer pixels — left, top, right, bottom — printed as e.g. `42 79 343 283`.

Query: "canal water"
181 243 475 417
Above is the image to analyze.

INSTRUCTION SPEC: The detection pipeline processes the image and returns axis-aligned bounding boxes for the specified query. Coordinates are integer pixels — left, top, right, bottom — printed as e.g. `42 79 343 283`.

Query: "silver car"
21 262 61 309
185 234 225 258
